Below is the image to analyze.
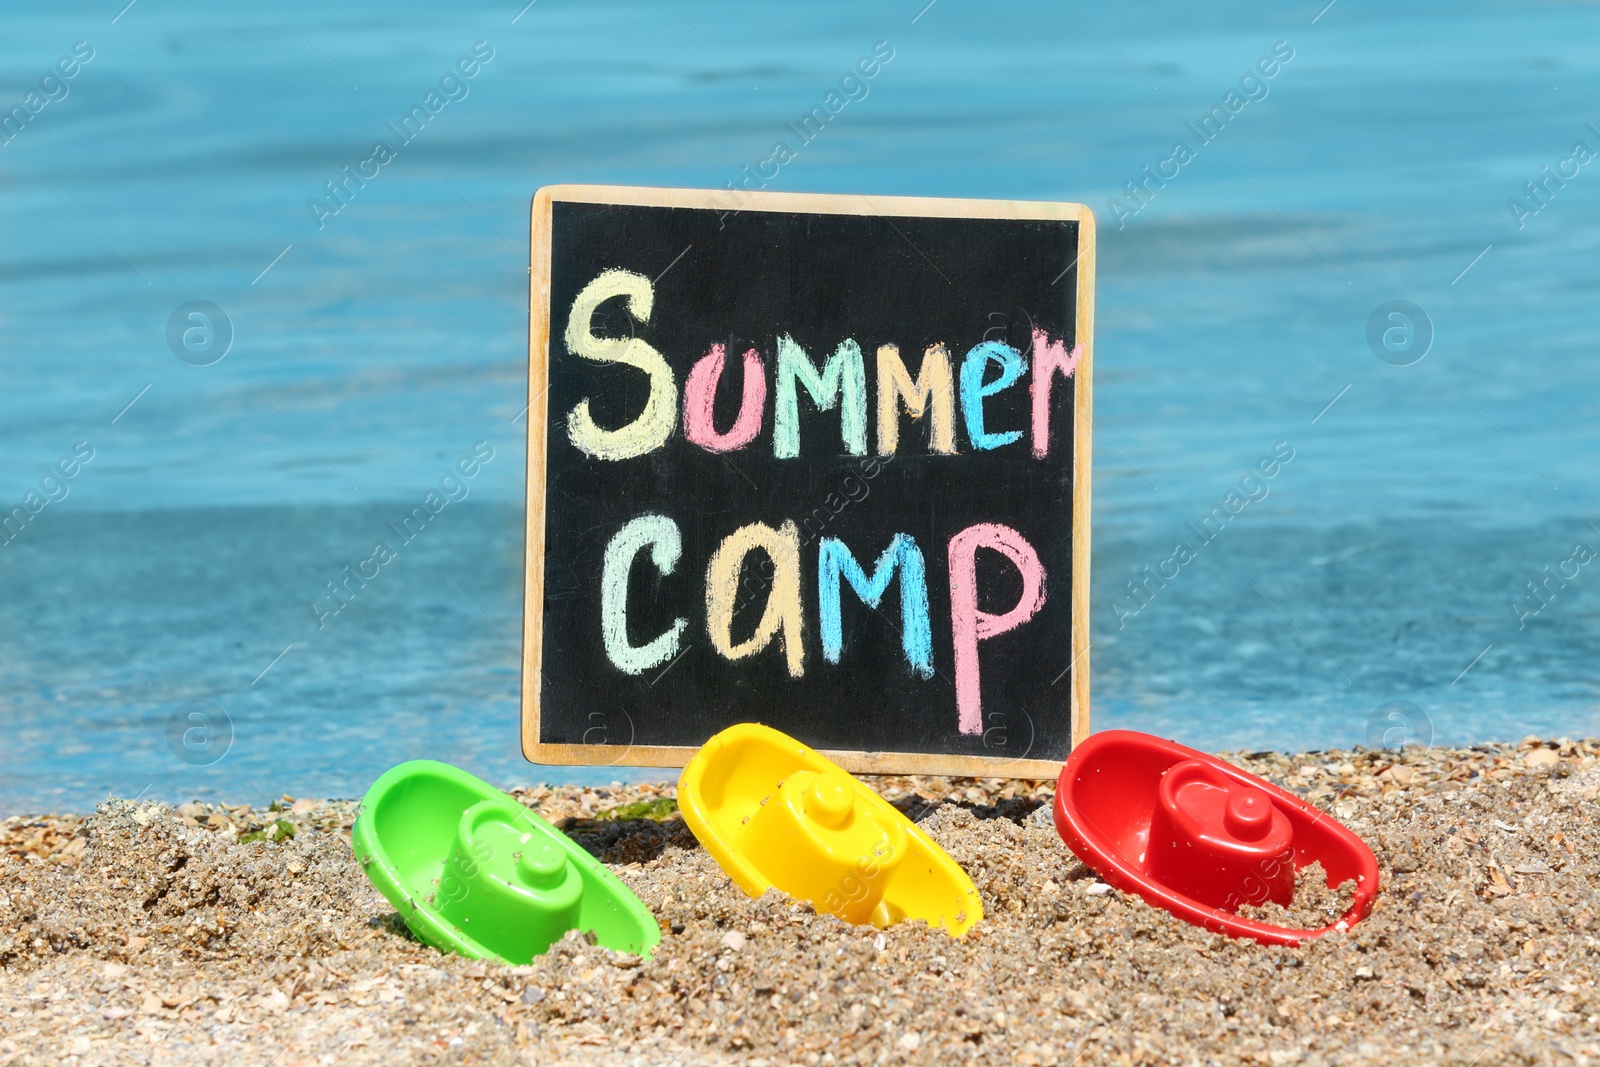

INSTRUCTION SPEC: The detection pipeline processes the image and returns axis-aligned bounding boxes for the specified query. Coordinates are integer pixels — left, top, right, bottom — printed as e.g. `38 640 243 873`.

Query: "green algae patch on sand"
597 797 679 822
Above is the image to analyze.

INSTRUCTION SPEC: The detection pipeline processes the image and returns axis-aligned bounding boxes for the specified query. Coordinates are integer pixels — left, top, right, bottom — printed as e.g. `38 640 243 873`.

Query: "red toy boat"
1053 730 1379 946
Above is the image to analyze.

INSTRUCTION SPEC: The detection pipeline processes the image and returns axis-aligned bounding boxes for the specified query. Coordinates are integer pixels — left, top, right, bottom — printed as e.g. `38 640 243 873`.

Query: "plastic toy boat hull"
352 760 660 964
1053 731 1379 946
679 724 982 937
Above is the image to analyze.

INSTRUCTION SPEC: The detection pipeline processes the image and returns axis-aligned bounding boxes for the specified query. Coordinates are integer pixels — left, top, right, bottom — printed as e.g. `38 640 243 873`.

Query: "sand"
2 737 1597 1066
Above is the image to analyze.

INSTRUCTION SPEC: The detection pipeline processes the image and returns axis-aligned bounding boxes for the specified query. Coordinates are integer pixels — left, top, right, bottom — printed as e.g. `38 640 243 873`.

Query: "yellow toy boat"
677 723 982 937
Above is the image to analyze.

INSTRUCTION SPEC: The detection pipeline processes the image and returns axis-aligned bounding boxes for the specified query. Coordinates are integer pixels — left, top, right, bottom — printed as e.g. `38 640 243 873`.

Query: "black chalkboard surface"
524 186 1093 777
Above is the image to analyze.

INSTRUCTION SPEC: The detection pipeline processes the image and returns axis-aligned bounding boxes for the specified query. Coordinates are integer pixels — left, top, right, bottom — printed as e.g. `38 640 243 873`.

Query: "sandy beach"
2 738 1596 1066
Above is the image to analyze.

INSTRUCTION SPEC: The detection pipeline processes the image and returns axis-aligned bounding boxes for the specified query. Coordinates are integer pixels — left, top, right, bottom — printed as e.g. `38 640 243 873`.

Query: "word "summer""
562 269 1083 735
564 268 1083 461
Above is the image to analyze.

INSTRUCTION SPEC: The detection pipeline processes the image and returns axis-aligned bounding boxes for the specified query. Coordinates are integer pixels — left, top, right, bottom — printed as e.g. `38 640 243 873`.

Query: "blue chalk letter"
960 340 1027 450
818 533 934 678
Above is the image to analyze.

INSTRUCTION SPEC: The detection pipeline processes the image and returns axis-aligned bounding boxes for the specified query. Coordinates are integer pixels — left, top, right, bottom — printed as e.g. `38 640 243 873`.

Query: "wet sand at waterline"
2 739 1597 1066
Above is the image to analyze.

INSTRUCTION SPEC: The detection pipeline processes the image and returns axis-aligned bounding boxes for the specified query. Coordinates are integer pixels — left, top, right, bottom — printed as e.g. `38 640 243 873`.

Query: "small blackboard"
523 186 1093 777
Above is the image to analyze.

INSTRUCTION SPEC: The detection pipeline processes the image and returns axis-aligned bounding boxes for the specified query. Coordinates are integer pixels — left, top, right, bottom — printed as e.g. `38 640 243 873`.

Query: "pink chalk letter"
948 523 1047 734
1029 329 1084 459
684 344 766 453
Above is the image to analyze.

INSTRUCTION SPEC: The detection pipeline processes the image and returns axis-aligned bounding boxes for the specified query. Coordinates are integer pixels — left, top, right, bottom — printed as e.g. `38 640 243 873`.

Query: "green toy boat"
351 760 661 964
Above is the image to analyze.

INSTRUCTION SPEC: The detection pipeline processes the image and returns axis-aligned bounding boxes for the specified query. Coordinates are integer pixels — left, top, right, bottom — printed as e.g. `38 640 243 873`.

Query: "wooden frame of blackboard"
523 184 1093 779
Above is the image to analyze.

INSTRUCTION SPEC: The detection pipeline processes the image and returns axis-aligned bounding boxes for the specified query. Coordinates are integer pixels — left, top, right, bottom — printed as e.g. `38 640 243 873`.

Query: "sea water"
1 0 1596 812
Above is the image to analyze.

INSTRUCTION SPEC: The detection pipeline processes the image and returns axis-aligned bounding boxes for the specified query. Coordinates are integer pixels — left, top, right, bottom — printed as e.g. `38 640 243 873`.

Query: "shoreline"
3 738 1597 1065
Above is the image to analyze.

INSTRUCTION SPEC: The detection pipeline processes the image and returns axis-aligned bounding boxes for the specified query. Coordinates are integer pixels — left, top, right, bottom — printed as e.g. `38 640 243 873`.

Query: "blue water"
2 1 1597 813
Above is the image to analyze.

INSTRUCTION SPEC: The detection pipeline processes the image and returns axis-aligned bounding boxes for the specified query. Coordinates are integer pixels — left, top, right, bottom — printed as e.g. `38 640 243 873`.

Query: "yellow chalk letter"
705 520 805 677
564 268 677 460
876 343 955 455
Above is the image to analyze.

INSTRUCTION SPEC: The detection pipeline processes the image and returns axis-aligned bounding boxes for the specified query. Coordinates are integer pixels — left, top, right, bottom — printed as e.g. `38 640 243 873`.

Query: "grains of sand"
2 739 1597 1065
